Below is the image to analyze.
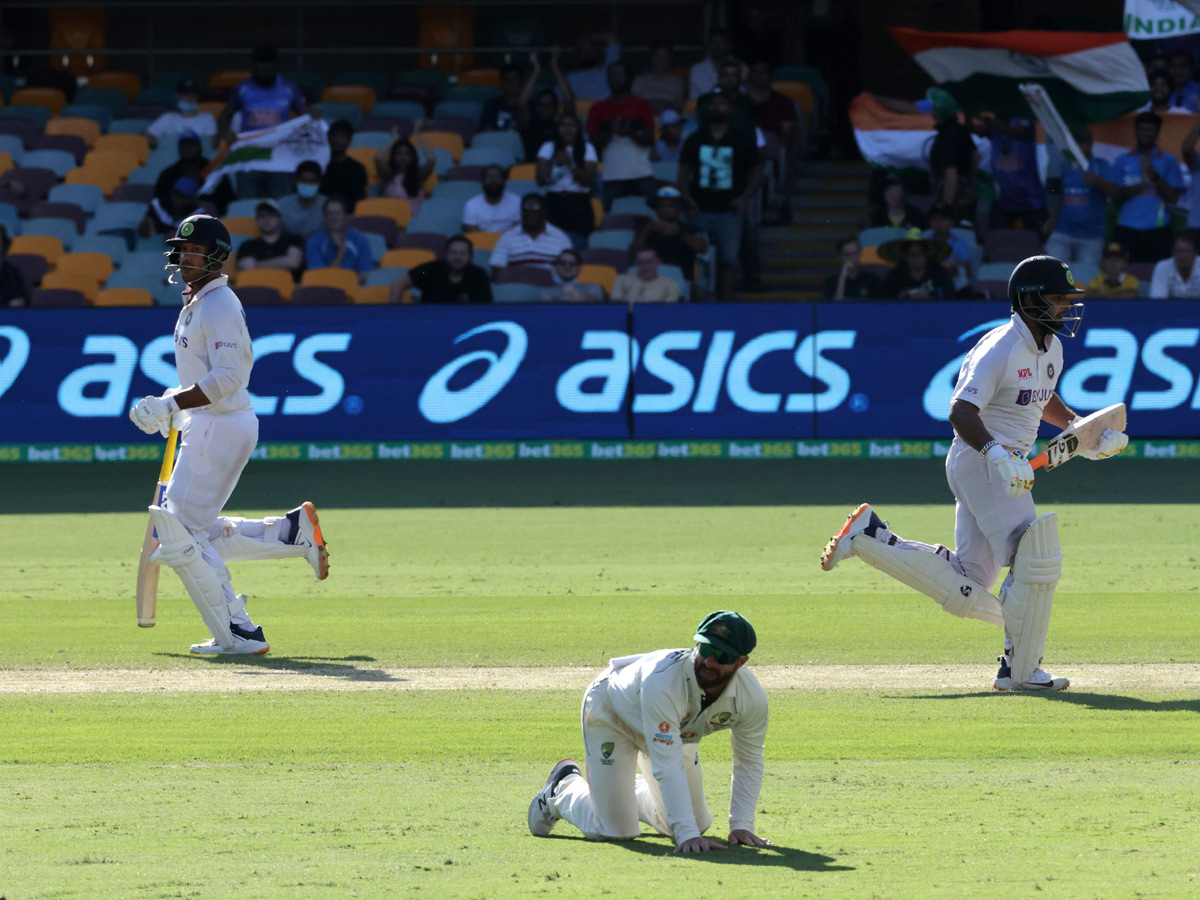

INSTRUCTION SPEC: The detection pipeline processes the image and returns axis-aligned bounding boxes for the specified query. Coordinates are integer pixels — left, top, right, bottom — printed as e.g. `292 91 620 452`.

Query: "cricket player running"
820 255 1128 691
529 611 773 853
128 214 330 655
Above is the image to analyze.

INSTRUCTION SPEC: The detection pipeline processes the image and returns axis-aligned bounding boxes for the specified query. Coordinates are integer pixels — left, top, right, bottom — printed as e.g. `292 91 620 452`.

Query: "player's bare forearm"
172 385 212 410
1042 393 1074 429
947 399 993 451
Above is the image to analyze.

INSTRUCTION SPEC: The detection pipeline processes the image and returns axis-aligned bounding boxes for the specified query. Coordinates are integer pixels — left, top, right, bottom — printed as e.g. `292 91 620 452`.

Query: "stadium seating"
0 106 53 131
333 70 389 97
236 286 285 306
355 197 413 230
581 248 631 270
456 68 501 89
111 183 154 204
10 234 65 267
235 268 294 301
23 148 77 178
984 228 1042 263
41 270 100 302
419 131 465 163
466 231 502 250
301 267 360 298
60 103 113 132
209 70 250 90
610 196 656 218
381 248 435 270
31 134 88 164
223 217 258 237
493 266 553 287
313 101 363 129
109 117 154 136
291 285 348 305
353 221 396 255
30 287 89 307
321 85 376 116
353 284 390 304
0 166 58 215
94 287 153 306
0 202 20 235
72 233 128 265
88 72 142 103
578 264 617 295
364 266 406 288
94 134 150 166
29 202 88 235
7 253 49 288
492 283 539 303
371 100 426 121
12 87 68 115
470 130 525 163
57 251 115 284
45 117 101 149
461 147 516 169
75 87 129 118
0 135 25 164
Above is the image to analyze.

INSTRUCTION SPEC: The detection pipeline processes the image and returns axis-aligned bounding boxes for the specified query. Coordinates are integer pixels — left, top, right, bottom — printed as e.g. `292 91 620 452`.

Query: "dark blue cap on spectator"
179 129 201 144
177 78 200 94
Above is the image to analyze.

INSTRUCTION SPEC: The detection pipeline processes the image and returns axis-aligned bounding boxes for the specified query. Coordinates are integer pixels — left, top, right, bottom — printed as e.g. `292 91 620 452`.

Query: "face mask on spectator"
297 183 320 199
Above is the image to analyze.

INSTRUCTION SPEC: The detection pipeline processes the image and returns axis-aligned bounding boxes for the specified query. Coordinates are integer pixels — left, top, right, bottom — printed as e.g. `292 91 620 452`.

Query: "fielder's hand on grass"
674 836 728 853
985 443 1034 499
1079 427 1128 461
729 829 773 847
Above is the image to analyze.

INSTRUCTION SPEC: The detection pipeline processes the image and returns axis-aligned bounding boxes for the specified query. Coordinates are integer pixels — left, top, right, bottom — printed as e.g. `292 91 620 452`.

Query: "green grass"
2 461 1200 898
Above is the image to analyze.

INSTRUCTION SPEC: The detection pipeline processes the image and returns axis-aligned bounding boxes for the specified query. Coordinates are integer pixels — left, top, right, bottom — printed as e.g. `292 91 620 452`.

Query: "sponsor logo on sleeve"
601 741 614 765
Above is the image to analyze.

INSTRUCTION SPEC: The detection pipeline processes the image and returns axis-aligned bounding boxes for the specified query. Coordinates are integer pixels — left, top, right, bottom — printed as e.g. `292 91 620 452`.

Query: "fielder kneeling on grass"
820 255 1128 692
529 611 772 853
128 214 331 656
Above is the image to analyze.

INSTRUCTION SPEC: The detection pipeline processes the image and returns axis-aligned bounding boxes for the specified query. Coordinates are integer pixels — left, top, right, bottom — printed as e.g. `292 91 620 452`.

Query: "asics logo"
419 322 528 423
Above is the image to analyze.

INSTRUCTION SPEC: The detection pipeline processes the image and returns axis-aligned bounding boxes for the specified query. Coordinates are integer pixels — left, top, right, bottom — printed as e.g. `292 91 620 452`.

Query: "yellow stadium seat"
423 170 438 197
510 163 537 181
467 230 502 250
418 131 464 163
12 87 67 115
772 81 814 115
87 71 142 102
57 252 115 284
223 216 259 237
381 248 435 270
860 246 889 267
235 267 294 301
322 85 376 115
45 116 102 148
0 151 11 177
456 68 500 88
81 149 139 177
347 146 380 184
352 284 391 304
355 197 412 229
591 197 604 229
64 166 126 197
94 134 150 166
210 70 250 90
574 98 596 122
94 287 153 306
41 270 100 302
10 234 64 267
301 266 360 300
682 98 697 116
577 264 617 294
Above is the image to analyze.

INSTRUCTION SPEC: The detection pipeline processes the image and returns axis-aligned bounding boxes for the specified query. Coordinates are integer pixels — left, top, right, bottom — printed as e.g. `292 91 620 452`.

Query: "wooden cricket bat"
136 426 179 627
1030 403 1126 472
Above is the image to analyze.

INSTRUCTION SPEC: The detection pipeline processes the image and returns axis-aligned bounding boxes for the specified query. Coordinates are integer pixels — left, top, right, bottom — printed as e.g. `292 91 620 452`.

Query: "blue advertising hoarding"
1 301 1198 444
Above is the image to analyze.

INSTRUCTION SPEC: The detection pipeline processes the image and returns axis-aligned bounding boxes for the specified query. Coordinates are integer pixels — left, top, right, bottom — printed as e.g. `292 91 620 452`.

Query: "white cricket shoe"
820 503 885 571
190 623 270 656
993 656 1069 692
289 501 329 580
528 759 581 836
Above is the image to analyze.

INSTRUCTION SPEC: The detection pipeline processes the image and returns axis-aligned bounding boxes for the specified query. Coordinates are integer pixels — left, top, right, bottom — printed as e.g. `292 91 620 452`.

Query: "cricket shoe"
528 759 581 836
190 623 270 656
287 501 329 580
993 655 1069 692
820 503 886 571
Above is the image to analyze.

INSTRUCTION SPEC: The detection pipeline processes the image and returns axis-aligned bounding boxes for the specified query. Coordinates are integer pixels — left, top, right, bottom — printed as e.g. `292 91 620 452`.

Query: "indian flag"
891 28 1149 124
200 114 330 196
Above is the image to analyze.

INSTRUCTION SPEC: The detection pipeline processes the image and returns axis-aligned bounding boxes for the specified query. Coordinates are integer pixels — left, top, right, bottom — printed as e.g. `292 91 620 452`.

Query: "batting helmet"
1007 255 1085 338
164 214 232 285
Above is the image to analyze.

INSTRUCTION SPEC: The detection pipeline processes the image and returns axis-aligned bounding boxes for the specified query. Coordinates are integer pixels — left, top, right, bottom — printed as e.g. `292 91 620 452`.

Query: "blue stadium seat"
134 234 169 254
365 266 406 288
108 118 154 135
651 160 678 183
334 71 389 97
858 226 908 249
74 87 129 118
404 214 462 238
610 196 655 218
443 85 498 104
73 233 129 266
0 105 53 130
417 147 454 177
472 248 491 273
136 87 178 107
350 131 391 150
588 229 635 251
22 148 77 178
229 233 251 252
430 181 482 204
0 134 26 164
225 198 263 219
313 101 363 129
0 202 20 236
60 103 112 132
363 231 388 264
492 282 540 303
125 166 161 185
119 250 172 280
506 180 541 198
460 147 516 169
22 217 78 250
371 100 426 121
433 100 484 122
470 131 526 163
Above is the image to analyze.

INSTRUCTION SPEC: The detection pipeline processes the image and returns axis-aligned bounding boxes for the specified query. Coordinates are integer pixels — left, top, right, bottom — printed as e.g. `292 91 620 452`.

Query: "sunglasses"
696 643 740 665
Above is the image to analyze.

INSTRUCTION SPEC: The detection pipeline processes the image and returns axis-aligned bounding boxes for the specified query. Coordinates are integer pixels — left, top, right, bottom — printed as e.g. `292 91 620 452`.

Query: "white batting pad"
149 506 234 650
853 537 1004 627
209 516 306 563
1001 512 1063 684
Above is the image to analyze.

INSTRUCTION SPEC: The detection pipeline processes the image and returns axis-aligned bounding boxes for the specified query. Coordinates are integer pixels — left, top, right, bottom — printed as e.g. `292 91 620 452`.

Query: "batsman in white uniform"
129 214 331 655
528 611 772 853
820 256 1128 691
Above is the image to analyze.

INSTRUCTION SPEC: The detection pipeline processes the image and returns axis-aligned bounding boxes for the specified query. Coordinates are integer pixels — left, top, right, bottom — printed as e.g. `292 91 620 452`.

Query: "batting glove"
1078 426 1128 461
129 394 179 437
985 443 1034 499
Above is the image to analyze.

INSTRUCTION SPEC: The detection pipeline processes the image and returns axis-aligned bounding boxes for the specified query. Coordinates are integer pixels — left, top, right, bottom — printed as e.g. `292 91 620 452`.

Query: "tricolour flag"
200 115 330 195
891 28 1150 124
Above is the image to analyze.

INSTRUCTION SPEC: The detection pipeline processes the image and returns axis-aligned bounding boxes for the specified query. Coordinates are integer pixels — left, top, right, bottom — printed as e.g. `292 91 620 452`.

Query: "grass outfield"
2 460 1199 898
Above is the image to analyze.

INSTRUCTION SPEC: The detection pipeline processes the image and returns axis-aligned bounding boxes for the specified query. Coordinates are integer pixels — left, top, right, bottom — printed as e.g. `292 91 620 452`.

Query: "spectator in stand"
319 120 367 212
611 247 680 303
376 125 436 216
463 164 522 234
217 45 308 198
147 78 218 150
689 27 746 100
1087 241 1140 298
1113 112 1183 263
1139 69 1192 115
976 113 1048 234
1149 232 1200 297
568 32 621 101
237 199 305 282
629 186 707 279
489 193 573 272
678 88 763 301
1044 126 1120 267
653 109 686 163
879 233 956 300
153 130 208 207
697 60 756 138
747 60 799 222
278 161 326 238
1178 113 1200 240
921 205 973 292
1166 49 1200 111
537 112 599 248
520 50 576 161
866 174 926 230
588 62 658 211
388 234 492 304
538 248 607 301
927 88 979 227
478 63 527 132
140 176 206 237
632 41 686 114
0 225 29 308
305 195 372 280
823 236 884 301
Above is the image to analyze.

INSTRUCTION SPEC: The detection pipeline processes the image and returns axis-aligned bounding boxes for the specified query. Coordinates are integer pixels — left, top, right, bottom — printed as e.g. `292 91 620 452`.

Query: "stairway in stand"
750 159 872 302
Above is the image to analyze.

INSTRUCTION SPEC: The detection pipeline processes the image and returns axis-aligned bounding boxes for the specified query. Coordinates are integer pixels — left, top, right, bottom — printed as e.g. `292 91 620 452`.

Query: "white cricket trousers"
551 672 713 841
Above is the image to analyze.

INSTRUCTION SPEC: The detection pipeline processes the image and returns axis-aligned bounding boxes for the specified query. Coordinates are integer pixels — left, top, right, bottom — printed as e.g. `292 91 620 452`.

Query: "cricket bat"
1029 403 1126 472
136 426 179 627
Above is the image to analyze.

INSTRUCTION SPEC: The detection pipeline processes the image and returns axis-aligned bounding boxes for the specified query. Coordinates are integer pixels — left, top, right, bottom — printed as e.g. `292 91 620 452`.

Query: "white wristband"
163 395 180 414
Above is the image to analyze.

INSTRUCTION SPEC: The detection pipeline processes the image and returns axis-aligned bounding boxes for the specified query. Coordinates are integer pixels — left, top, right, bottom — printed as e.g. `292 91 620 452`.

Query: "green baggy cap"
694 610 756 658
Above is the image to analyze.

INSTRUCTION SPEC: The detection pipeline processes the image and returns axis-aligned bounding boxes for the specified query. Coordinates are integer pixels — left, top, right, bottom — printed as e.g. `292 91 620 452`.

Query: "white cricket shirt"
951 313 1063 454
598 648 768 843
172 275 254 414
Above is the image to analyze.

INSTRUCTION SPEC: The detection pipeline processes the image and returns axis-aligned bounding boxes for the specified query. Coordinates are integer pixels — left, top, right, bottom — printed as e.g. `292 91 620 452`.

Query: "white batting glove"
985 443 1034 499
129 395 178 436
1078 427 1128 461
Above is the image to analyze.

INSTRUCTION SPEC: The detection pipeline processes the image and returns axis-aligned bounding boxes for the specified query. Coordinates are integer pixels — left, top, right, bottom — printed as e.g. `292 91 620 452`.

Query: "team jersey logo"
1047 363 1055 379
658 722 670 733
601 742 614 764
